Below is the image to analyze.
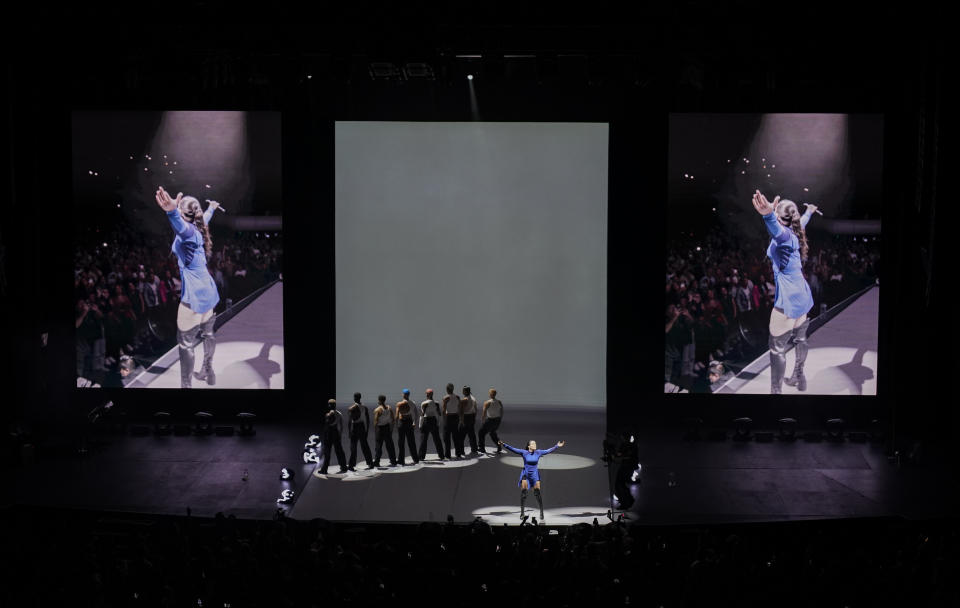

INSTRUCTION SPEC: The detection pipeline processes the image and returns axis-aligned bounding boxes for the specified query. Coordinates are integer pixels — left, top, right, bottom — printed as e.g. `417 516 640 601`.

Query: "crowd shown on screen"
74 216 282 386
665 225 879 392
4 505 953 607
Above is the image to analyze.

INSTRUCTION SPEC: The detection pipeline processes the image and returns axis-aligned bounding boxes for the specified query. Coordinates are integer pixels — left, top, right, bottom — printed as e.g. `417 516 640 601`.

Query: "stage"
7 405 954 526
288 407 612 525
717 285 879 395
125 281 285 389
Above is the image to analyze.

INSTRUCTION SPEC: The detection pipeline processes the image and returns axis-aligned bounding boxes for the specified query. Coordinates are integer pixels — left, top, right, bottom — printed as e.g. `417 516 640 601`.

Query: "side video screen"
73 111 284 389
666 114 882 395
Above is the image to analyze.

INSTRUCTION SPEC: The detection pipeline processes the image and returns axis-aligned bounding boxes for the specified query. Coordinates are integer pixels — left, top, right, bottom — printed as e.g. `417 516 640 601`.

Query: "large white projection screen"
335 122 607 408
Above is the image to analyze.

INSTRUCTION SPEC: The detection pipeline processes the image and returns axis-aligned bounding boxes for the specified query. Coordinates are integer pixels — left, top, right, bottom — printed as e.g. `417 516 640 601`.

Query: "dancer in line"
418 388 445 461
459 386 479 456
373 395 397 467
395 389 420 466
441 383 463 459
499 438 565 521
154 186 220 388
319 399 348 475
347 392 375 471
478 388 504 454
751 190 819 393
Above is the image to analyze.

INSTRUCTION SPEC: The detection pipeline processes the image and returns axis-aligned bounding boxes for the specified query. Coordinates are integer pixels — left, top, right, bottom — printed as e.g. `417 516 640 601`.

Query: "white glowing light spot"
88 170 93 175
205 184 211 189
741 170 746 174
803 187 809 192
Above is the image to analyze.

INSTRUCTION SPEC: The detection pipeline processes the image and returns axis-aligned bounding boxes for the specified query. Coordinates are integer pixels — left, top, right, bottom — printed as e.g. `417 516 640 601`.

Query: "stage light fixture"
368 62 403 80
277 489 295 503
280 468 294 480
631 464 642 483
467 74 474 80
404 62 435 80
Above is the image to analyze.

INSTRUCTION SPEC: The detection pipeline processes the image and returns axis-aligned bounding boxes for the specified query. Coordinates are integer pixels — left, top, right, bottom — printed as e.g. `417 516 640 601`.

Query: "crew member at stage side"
395 389 420 466
499 439 565 521
418 388 445 461
459 386 479 456
373 395 398 467
319 399 348 475
478 388 504 454
347 392 375 471
752 190 819 393
154 186 220 388
442 383 464 459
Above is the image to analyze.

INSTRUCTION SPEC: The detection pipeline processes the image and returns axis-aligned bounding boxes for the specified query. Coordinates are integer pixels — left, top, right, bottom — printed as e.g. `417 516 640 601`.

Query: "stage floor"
6 409 954 526
126 282 284 389
718 285 879 395
289 407 611 525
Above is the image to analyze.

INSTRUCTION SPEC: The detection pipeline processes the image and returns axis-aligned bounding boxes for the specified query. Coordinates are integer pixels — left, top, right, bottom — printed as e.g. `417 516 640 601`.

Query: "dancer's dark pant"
397 419 419 464
478 417 502 451
443 414 463 458
418 417 444 460
348 422 373 468
458 413 478 453
374 425 397 466
320 430 347 473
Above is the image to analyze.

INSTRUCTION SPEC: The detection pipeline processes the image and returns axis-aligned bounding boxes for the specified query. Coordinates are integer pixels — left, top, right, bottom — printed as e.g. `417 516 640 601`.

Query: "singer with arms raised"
155 186 222 388
751 189 819 394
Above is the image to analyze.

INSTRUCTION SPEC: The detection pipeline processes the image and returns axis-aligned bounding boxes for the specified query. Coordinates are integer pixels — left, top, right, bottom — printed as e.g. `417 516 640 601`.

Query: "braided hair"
177 196 213 259
776 199 809 262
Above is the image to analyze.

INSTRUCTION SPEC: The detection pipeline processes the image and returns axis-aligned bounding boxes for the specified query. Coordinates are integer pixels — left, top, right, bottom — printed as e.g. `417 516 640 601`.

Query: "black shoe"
347 466 357 472
338 468 349 474
365 464 375 470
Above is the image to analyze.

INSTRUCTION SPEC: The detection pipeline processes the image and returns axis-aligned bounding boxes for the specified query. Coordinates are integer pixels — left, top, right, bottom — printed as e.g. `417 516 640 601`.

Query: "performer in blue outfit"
499 438 566 520
752 190 819 394
155 186 221 388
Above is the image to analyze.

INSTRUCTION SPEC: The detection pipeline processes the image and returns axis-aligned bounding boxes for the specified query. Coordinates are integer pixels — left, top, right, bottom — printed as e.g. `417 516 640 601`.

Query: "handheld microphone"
205 200 226 212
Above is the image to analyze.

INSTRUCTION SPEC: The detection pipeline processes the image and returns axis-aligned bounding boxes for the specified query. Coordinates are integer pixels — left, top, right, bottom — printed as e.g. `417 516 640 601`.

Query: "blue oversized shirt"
762 209 813 319
166 207 220 315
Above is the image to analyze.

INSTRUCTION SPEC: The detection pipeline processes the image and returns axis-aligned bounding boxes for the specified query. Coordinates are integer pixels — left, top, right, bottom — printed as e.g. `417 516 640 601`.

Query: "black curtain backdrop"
0 15 948 455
